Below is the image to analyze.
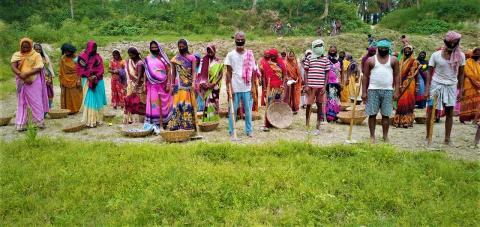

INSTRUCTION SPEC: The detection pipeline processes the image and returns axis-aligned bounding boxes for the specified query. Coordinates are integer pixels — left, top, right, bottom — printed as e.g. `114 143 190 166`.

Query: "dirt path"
1 76 479 161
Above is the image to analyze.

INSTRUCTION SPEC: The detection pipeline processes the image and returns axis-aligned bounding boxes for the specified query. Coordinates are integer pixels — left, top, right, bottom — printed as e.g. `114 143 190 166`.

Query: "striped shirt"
305 56 330 88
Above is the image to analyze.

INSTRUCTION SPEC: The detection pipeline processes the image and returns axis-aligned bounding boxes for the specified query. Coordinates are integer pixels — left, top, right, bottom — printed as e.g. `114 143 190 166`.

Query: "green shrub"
407 19 450 34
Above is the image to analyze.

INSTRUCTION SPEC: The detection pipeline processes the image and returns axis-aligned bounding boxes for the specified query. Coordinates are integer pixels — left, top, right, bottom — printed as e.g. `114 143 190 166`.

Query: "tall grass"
380 0 480 34
1 138 479 225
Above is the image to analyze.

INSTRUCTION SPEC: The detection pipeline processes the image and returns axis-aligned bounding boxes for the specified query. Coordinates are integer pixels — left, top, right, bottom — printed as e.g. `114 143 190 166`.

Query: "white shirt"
369 55 393 90
429 50 465 85
224 50 257 93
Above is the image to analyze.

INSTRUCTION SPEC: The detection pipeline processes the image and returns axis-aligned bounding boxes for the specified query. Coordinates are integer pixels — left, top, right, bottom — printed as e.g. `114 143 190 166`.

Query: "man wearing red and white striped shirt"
304 39 330 134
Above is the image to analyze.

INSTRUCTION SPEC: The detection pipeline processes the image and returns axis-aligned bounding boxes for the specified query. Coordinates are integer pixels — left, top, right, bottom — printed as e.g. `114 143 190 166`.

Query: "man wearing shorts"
304 39 330 135
362 39 400 143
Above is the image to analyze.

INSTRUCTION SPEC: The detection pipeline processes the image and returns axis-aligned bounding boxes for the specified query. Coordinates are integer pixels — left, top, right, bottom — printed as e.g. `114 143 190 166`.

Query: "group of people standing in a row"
9 30 480 145
360 31 480 145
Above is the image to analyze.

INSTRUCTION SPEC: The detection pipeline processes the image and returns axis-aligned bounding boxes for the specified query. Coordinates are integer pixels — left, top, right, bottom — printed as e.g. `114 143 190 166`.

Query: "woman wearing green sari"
197 44 224 121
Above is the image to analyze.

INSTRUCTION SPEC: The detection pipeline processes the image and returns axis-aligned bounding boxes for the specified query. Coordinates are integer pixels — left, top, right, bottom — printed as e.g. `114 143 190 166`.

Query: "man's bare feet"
370 137 376 144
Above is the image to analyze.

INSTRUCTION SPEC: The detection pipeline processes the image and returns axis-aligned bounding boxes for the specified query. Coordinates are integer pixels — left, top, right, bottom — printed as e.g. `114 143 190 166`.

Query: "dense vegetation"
1 138 479 225
379 0 480 34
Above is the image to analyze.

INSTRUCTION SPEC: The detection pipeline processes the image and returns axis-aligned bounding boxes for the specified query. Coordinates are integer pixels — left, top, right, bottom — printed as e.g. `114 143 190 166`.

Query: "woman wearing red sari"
259 48 286 130
109 49 126 109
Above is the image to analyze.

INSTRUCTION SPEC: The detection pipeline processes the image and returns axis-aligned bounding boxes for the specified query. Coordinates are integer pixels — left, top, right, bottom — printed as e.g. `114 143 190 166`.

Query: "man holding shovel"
425 31 465 146
225 31 258 140
362 39 400 143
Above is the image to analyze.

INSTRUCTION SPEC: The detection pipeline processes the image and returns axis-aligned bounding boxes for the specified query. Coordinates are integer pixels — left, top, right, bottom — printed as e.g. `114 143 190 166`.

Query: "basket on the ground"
103 112 116 121
160 130 195 142
252 111 261 121
376 114 393 125
267 102 293 129
219 108 228 118
0 116 13 126
198 121 219 132
121 126 152 138
48 109 70 119
337 111 367 125
62 122 86 133
414 109 427 124
340 102 351 111
346 105 365 112
415 116 427 124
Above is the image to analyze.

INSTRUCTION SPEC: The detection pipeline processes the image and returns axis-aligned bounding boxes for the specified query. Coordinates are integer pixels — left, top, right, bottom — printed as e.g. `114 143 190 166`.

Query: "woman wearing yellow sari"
460 48 480 122
59 43 82 114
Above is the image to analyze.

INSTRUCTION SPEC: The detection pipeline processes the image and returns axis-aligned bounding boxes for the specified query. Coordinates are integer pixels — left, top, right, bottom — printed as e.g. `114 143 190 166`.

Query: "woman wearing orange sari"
393 45 420 128
284 50 302 114
460 48 480 122
59 43 82 113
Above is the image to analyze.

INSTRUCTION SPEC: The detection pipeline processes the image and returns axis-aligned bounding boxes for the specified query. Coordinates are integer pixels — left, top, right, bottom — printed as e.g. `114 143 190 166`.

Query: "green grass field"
1 138 478 225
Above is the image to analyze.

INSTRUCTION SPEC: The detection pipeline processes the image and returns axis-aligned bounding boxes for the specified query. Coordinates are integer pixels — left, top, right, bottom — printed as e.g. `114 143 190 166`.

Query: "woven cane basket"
198 121 219 132
48 109 70 119
0 116 13 126
160 130 195 142
267 102 293 129
62 122 86 133
337 111 367 125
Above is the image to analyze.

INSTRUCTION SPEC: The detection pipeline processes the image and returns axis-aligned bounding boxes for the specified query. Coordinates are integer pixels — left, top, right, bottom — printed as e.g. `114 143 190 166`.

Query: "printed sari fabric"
59 55 82 113
124 58 146 118
393 55 420 128
460 58 480 122
415 60 428 109
326 59 341 121
201 61 224 120
144 54 172 126
110 57 126 108
11 38 49 130
168 53 197 131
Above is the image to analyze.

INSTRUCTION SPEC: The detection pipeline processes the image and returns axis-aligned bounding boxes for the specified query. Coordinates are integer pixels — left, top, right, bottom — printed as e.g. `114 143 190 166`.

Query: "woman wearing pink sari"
10 38 49 131
143 41 173 134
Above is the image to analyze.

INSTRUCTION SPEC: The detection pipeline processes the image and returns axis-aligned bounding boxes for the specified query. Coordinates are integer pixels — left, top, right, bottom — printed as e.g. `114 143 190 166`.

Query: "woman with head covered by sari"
143 41 173 134
76 40 108 128
10 37 49 131
33 43 55 108
59 43 82 114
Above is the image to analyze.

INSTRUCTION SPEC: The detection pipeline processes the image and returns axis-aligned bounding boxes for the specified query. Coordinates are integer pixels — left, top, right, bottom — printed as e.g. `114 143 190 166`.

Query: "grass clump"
1 138 478 225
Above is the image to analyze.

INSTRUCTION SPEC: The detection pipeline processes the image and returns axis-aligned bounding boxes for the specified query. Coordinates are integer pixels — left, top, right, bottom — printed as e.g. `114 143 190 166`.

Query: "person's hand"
76 80 82 87
19 72 28 79
165 84 171 93
424 90 430 100
457 89 463 101
393 91 400 101
361 93 367 104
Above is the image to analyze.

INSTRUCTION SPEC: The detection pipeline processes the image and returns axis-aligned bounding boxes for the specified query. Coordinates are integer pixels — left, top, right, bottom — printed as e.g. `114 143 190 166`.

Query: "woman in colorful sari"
59 43 82 114
259 48 286 131
259 50 270 107
326 46 341 122
168 39 197 131
143 41 173 133
393 45 420 128
10 38 49 131
76 40 107 128
124 47 146 124
415 51 428 109
284 50 302 114
33 43 55 108
198 44 224 121
460 48 480 122
109 49 126 109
